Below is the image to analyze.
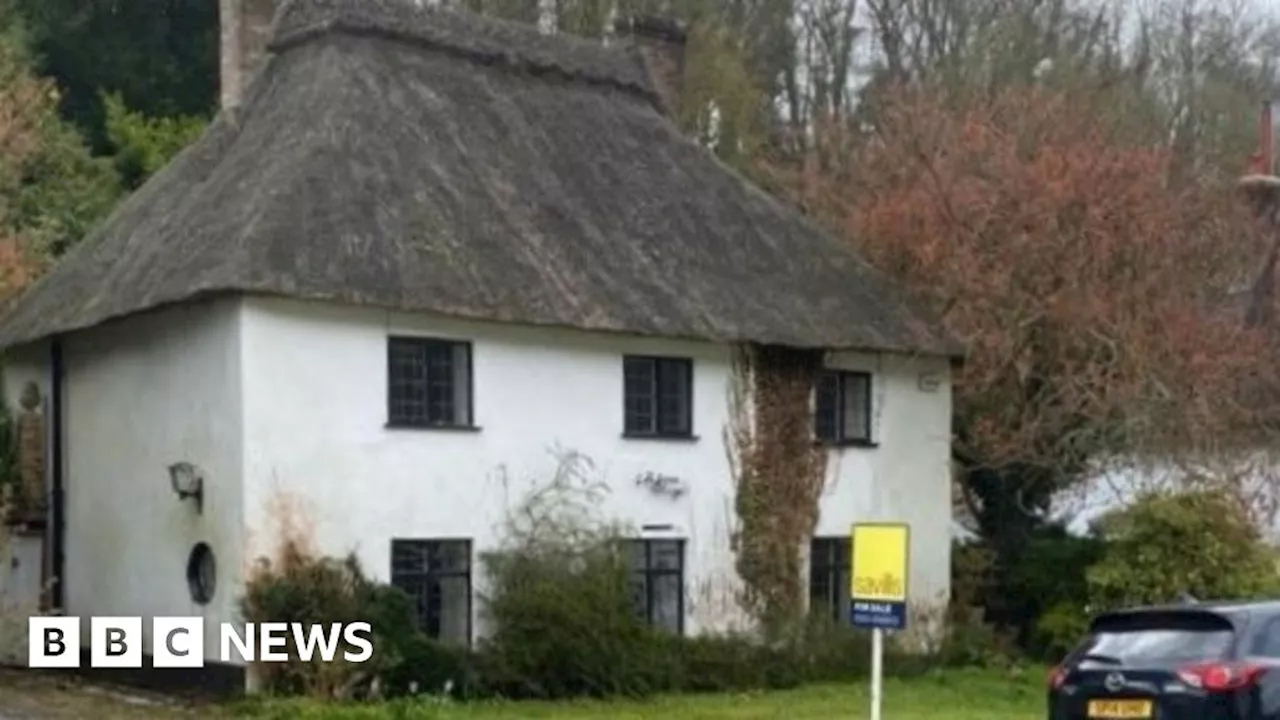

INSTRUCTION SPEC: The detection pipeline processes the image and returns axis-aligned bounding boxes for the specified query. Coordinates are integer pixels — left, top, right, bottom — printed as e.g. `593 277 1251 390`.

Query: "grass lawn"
238 668 1046 719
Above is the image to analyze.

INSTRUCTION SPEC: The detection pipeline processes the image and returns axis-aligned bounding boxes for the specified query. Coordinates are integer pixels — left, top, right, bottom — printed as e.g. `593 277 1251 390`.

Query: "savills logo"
28 617 374 668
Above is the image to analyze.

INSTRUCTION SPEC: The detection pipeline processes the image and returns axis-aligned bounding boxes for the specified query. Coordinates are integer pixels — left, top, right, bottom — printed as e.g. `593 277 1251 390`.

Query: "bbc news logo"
29 617 373 668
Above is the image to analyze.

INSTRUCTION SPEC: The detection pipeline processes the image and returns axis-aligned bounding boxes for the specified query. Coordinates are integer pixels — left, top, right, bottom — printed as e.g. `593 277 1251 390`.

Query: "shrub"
1086 488 1280 610
479 537 674 699
670 633 811 692
476 450 675 699
788 619 871 682
1033 601 1091 662
239 542 375 698
358 583 478 698
953 529 1103 659
239 541 471 699
934 604 1018 669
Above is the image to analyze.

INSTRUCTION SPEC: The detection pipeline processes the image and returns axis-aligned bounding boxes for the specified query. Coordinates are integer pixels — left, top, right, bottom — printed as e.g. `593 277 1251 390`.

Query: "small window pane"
629 540 648 569
624 358 657 434
657 359 691 435
629 575 647 618
652 540 682 570
651 574 683 633
814 373 839 441
436 575 471 645
392 541 429 574
452 342 471 425
425 342 455 423
429 542 470 573
841 374 871 441
389 339 429 425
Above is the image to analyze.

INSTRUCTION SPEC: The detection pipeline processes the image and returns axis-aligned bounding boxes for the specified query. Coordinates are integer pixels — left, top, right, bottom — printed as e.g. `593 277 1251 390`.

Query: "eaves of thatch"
0 0 961 358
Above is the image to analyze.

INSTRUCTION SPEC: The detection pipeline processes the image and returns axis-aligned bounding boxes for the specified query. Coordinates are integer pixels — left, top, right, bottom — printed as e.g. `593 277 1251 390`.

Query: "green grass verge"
236 667 1046 719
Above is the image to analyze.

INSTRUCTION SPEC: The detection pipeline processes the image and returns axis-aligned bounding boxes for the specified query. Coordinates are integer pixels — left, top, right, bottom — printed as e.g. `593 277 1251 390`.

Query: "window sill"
622 433 700 443
385 423 483 433
816 438 879 450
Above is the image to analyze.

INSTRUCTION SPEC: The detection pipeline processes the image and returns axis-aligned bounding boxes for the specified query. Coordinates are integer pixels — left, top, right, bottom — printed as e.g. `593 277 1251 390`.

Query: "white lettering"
259 622 289 662
342 622 373 663
290 623 343 662
220 623 255 663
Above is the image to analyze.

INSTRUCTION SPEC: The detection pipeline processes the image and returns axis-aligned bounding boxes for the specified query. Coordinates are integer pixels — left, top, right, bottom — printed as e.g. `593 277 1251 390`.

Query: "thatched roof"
0 0 959 356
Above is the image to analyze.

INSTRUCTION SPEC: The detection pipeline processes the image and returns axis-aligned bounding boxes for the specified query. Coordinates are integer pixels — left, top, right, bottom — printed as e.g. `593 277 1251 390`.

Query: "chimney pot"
615 14 688 120
220 0 280 112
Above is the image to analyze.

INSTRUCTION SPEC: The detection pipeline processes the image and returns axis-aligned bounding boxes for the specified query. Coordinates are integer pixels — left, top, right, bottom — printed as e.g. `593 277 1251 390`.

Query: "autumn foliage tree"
0 21 117 304
800 85 1280 564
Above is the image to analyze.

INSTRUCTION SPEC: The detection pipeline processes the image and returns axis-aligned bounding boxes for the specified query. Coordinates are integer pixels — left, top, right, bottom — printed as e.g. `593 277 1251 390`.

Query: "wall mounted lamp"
168 462 204 515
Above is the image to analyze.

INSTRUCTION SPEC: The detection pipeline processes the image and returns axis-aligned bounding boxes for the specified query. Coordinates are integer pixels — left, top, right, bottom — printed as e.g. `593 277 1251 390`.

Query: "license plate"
1087 699 1153 718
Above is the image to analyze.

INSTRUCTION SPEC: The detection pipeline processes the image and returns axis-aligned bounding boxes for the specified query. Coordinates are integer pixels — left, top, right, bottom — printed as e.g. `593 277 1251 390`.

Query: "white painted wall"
0 292 954 660
818 350 955 611
54 299 244 661
240 296 954 636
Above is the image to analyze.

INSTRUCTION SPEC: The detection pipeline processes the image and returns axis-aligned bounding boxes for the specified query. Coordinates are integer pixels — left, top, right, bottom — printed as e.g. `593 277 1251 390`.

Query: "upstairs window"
814 370 872 444
390 539 472 645
623 356 693 438
388 337 473 428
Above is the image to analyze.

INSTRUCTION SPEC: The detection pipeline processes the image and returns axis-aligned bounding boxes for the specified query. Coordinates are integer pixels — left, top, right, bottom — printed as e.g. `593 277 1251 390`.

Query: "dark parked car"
1048 600 1280 719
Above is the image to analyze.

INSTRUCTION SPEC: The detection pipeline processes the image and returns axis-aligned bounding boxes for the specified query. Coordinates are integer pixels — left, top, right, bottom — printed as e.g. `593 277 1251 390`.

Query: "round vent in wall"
187 542 216 605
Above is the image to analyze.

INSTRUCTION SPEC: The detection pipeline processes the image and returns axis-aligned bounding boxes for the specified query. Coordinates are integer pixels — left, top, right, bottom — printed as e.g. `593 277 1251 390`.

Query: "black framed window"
623 356 693 437
815 370 872 444
388 337 474 428
390 539 472 645
628 539 685 634
809 537 851 624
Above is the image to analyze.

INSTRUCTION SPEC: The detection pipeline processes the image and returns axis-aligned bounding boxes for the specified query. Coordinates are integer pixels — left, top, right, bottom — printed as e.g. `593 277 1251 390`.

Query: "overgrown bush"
240 543 376 698
358 582 479 698
1086 488 1280 610
933 605 1018 669
240 541 472 700
1033 601 1091 661
476 451 677 699
951 528 1103 661
479 536 675 699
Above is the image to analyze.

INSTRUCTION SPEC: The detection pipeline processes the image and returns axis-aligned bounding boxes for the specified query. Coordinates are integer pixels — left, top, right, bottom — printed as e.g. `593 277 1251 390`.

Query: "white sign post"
871 627 884 720
849 522 911 720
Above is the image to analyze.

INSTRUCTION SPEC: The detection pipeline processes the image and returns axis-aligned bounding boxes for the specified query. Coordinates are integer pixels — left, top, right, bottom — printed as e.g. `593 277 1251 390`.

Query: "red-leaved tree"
793 85 1280 548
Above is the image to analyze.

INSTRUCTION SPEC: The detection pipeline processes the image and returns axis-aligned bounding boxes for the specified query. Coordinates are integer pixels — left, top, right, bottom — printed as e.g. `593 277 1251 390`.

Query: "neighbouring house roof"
0 0 960 356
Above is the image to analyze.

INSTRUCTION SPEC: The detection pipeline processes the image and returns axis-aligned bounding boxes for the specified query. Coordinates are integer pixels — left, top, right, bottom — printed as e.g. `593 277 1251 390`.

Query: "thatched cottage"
0 0 958 686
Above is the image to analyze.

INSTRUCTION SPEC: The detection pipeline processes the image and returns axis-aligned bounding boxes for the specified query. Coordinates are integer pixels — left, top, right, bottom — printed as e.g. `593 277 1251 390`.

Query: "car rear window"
1075 611 1235 665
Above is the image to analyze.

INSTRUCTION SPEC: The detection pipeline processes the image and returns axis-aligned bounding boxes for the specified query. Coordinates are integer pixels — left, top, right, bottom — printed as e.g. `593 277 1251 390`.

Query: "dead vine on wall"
725 344 827 637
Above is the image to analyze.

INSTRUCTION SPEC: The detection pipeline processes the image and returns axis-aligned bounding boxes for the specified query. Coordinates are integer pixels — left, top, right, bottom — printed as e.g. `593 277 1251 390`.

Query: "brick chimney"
614 15 688 119
220 0 280 112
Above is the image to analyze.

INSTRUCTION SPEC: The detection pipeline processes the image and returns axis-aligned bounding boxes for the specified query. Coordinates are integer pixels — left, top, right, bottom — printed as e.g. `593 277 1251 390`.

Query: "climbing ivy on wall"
725 344 827 637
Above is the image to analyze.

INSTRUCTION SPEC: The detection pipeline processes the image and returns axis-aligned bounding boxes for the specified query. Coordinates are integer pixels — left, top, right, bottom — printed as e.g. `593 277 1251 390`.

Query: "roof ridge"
268 0 659 102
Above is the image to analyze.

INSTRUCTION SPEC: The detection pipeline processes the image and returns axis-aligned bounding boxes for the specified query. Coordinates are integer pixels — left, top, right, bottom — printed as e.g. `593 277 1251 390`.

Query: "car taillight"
1048 665 1067 689
1176 662 1264 691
